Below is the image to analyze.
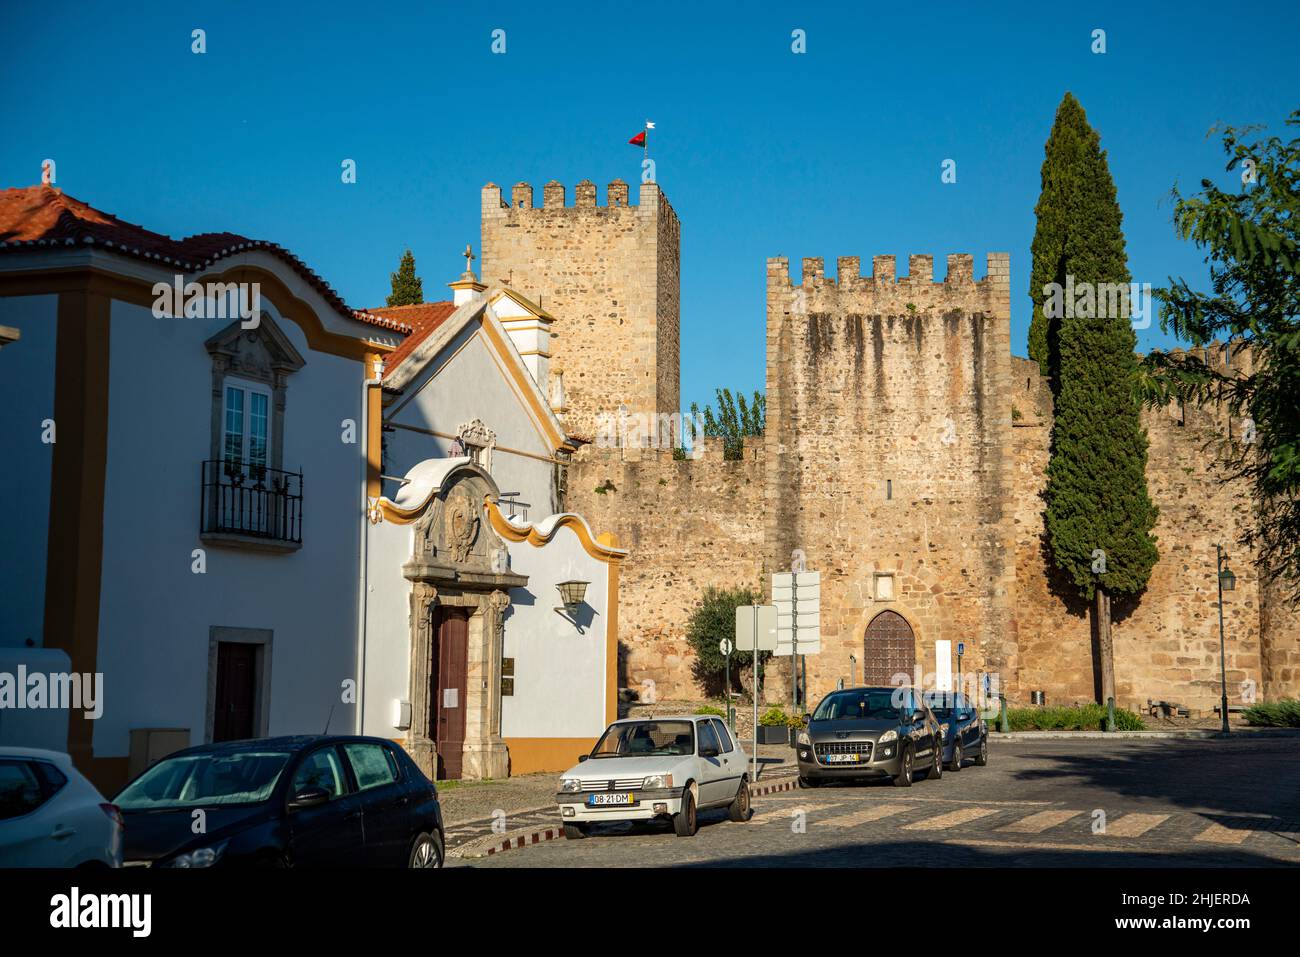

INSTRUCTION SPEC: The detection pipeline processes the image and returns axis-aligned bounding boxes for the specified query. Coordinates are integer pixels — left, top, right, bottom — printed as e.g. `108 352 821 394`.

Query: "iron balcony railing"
201 459 303 545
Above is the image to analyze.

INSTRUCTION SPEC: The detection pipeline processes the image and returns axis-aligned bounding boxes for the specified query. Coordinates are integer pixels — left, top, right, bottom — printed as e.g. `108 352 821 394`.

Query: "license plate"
824 753 861 763
587 793 636 806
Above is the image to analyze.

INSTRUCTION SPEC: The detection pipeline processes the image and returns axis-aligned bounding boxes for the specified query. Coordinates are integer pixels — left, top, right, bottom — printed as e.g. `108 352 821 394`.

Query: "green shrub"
759 706 790 727
694 705 726 717
1242 698 1300 727
1001 703 1145 732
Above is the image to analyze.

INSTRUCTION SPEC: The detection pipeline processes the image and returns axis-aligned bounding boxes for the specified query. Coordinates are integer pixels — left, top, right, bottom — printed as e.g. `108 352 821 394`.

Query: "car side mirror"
700 747 719 758
288 787 329 811
912 711 925 723
578 754 588 762
802 714 812 724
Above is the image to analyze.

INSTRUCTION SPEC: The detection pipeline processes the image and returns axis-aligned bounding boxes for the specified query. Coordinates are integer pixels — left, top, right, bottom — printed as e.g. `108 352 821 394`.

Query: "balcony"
201 459 303 552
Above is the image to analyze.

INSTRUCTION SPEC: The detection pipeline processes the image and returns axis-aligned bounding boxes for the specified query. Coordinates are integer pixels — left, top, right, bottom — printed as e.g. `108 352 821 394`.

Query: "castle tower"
480 179 681 437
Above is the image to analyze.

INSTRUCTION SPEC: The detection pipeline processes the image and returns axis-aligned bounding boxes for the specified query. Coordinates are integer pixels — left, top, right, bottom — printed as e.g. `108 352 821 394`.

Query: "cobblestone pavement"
453 737 1300 867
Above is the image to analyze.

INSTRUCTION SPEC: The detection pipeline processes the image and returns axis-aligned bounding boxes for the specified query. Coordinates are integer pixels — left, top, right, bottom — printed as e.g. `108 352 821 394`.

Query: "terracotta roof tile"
0 186 407 334
367 301 459 377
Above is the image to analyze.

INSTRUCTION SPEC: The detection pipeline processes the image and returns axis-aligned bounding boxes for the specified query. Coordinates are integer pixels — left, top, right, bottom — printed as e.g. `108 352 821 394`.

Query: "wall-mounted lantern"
554 579 590 632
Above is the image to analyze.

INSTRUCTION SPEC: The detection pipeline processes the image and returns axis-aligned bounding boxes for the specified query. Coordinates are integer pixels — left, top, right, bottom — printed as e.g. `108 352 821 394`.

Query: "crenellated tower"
480 179 681 437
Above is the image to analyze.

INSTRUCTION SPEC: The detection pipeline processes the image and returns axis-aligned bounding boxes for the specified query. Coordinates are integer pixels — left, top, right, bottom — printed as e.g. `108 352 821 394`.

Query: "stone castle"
480 179 1300 713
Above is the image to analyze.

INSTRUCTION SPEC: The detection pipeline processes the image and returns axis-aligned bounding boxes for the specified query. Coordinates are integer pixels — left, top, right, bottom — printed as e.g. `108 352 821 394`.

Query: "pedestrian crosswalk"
744 792 1282 848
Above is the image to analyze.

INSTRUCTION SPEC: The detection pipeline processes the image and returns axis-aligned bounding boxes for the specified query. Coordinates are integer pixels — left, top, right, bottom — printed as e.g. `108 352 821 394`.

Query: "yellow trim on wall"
502 737 598 776
485 500 626 564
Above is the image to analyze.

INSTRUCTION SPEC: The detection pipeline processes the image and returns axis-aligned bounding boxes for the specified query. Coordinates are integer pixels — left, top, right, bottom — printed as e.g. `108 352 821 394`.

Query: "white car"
0 747 123 867
557 715 752 838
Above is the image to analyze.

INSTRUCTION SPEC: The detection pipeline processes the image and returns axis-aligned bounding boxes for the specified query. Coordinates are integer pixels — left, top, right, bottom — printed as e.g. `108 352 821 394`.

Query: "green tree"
1037 93 1159 707
1142 112 1300 600
686 585 769 699
386 249 424 307
688 388 765 460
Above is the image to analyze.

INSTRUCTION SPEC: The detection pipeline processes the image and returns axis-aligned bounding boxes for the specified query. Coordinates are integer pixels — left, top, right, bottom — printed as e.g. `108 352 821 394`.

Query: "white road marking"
997 809 1085 834
902 806 1001 830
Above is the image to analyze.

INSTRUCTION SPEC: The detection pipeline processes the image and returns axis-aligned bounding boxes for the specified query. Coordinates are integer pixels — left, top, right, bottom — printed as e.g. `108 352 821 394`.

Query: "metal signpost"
957 641 965 700
735 604 777 782
719 637 734 731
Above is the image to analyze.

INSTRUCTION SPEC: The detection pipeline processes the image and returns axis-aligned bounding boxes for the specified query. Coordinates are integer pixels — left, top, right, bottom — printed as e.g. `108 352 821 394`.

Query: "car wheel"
930 743 943 780
728 778 753 822
563 822 588 840
948 741 963 772
974 735 988 766
673 786 698 837
798 775 822 789
409 831 444 869
893 746 913 787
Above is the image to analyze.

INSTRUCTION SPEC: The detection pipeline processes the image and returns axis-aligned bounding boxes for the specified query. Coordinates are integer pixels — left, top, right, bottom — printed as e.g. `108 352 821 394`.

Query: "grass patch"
1242 698 1300 727
1002 703 1145 732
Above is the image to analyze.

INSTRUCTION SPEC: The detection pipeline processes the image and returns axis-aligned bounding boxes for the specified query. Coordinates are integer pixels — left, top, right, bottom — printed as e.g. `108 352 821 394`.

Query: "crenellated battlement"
767 252 1008 294
483 180 677 228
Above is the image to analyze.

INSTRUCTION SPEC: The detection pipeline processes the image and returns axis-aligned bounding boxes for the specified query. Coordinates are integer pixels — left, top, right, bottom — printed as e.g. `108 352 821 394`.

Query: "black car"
112 735 444 868
795 687 944 787
925 691 989 771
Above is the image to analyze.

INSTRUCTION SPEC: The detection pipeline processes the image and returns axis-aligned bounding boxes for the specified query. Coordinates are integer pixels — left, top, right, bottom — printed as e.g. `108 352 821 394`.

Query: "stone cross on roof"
462 243 476 278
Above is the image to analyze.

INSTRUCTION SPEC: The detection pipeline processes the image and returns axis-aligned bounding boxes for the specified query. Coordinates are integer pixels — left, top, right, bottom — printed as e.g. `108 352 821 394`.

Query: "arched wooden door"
863 611 916 686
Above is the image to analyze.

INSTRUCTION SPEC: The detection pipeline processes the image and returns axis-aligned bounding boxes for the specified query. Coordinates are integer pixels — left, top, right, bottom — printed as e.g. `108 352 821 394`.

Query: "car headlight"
168 841 227 869
939 722 949 737
642 774 674 789
878 729 897 744
796 730 811 746
559 777 582 792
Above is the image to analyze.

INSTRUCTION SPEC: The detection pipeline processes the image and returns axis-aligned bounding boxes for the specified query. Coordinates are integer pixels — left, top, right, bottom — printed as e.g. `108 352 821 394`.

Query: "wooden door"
432 607 470 780
214 642 257 741
863 611 916 687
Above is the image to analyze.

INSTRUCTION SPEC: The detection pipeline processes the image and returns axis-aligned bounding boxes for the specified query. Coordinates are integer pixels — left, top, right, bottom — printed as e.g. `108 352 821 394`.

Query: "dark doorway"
863 611 916 686
432 607 470 780
214 642 257 741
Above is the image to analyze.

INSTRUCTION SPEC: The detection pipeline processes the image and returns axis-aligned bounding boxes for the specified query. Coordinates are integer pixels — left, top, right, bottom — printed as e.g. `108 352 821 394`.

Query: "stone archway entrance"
863 610 916 686
403 468 526 781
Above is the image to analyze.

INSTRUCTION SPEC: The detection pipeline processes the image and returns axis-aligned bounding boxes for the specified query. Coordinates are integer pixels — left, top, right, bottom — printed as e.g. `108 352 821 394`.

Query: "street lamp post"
1215 545 1236 735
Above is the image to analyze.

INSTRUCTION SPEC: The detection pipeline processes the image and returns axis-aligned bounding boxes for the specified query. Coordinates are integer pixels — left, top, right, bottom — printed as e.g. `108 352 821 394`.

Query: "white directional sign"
734 605 778 652
772 571 821 655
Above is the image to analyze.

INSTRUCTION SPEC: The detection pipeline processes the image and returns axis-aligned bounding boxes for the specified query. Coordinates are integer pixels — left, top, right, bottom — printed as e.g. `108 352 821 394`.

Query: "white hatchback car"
557 715 752 838
0 748 123 868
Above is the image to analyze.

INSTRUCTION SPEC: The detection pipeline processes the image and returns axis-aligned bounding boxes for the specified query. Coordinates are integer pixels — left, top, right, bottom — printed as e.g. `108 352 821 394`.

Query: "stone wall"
480 180 680 438
764 253 1017 707
1013 347 1300 712
565 440 766 700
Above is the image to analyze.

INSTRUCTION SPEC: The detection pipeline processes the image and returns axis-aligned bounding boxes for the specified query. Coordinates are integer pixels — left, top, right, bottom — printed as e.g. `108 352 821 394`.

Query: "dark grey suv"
795 687 943 788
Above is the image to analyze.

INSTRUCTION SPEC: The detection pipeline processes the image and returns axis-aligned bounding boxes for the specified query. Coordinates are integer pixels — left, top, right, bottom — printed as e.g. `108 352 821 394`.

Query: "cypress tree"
1037 93 1159 708
386 249 424 307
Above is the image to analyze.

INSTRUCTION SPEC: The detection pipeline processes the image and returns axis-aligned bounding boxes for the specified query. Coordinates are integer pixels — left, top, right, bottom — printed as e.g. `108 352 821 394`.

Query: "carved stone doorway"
403 465 526 781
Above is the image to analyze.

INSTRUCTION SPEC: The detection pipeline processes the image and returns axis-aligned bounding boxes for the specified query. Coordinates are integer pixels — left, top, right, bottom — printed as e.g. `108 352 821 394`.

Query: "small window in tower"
886 479 893 500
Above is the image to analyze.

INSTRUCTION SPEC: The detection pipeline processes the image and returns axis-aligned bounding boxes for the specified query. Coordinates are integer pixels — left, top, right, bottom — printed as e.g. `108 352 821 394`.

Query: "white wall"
92 297 364 758
501 523 609 739
360 519 413 738
0 294 57 648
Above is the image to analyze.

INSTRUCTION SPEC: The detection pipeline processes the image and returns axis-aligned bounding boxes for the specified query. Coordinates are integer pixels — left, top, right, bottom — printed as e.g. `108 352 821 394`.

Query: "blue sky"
2 1 1296 413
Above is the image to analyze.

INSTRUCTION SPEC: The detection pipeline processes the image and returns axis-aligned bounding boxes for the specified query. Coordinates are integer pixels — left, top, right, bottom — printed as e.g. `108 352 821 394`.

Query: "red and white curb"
455 771 800 860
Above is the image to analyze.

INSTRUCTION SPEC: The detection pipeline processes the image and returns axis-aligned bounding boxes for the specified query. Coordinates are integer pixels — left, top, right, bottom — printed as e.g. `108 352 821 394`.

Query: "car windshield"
812 690 904 721
115 751 292 810
590 721 695 758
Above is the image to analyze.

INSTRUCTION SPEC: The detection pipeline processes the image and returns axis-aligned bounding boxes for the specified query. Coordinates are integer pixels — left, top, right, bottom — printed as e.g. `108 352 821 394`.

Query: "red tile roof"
367 301 459 377
0 186 409 334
